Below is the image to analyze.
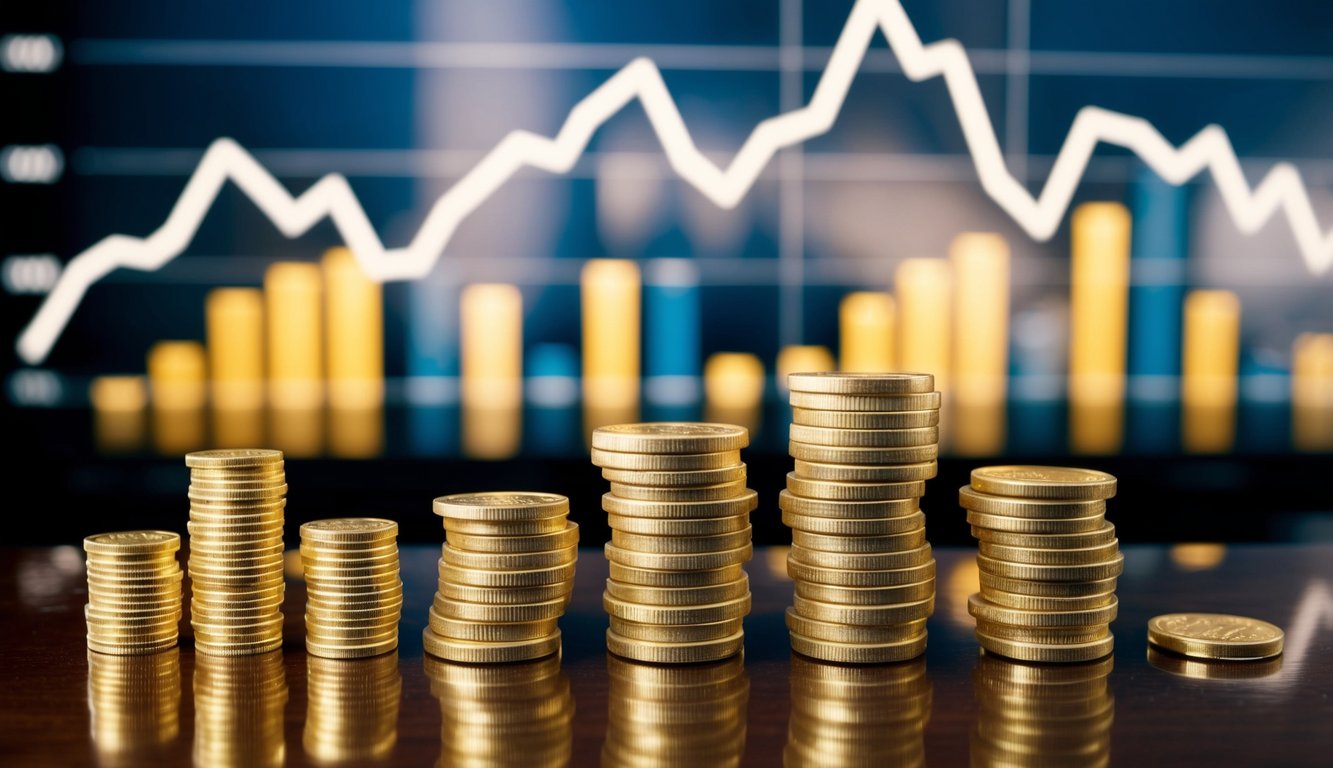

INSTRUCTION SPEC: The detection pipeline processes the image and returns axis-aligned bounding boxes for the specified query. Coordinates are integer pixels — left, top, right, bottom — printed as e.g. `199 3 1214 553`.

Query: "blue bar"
405 263 459 406
525 344 580 455
644 259 701 406
1128 168 1188 402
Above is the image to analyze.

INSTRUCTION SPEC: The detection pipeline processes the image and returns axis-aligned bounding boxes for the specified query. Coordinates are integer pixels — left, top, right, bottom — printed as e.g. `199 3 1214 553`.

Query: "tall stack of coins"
84 531 184 655
304 653 401 763
781 373 940 663
591 423 755 664
186 448 286 656
963 465 1122 663
300 518 402 659
425 493 578 663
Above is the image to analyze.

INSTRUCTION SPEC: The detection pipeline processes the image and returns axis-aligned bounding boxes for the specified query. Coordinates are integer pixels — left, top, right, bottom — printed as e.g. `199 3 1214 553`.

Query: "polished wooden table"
1 544 1330 767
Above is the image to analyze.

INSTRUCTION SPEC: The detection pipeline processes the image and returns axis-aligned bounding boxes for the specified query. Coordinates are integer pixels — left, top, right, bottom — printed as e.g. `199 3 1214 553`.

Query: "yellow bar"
265 262 323 409
212 406 263 449
581 259 640 408
894 259 952 393
839 292 895 373
777 345 835 393
270 404 323 458
1293 332 1333 451
1069 202 1130 454
460 284 523 409
90 376 147 454
951 233 1010 404
462 405 521 460
205 288 264 410
1181 290 1240 453
704 352 764 433
330 406 384 459
148 341 206 410
323 248 384 409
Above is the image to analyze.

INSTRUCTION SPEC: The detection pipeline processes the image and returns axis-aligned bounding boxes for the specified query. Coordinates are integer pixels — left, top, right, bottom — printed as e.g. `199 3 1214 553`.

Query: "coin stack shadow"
300 518 402 659
185 449 286 656
785 654 931 768
84 531 184 656
193 650 288 768
971 653 1114 767
591 423 756 664
87 648 181 767
304 652 401 763
425 653 574 767
963 466 1122 663
602 653 748 767
781 373 941 663
425 493 578 662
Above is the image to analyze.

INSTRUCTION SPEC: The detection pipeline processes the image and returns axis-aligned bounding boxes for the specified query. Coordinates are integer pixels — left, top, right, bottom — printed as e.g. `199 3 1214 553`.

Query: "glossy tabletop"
1 544 1330 767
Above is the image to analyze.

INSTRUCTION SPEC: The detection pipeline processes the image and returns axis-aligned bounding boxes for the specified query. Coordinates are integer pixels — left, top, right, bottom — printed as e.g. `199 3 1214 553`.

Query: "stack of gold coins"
84 531 184 656
185 448 286 656
602 654 748 767
425 654 573 767
785 655 931 768
971 653 1114 767
304 653 401 763
591 423 755 664
781 373 940 663
424 492 578 663
963 465 1122 663
300 518 402 659
87 648 181 766
193 650 289 768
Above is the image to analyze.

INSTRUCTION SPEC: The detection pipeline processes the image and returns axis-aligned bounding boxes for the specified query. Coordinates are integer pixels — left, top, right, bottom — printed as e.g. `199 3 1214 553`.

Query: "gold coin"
438 580 572 605
603 591 750 625
970 466 1117 501
793 460 937 483
607 562 743 588
794 578 935 606
87 572 183 590
971 523 1117 549
782 510 924 537
604 542 752 571
427 608 557 642
792 594 934 625
438 561 575 588
786 371 935 395
974 619 1110 644
304 622 398 644
790 408 939 430
786 474 925 501
83 531 181 556
601 465 746 487
966 509 1105 534
442 516 568 536
786 557 935 587
789 425 938 448
978 571 1118 598
789 543 932 571
976 631 1115 663
306 600 403 622
967 593 1119 627
605 627 743 664
610 526 752 555
778 490 918 519
959 486 1106 519
300 518 398 544
608 513 749 537
185 448 284 469
591 448 742 471
979 539 1120 567
784 608 926 644
422 628 561 663
432 594 567 623
790 528 925 554
306 638 398 660
188 499 286 516
602 491 758 520
298 549 399 569
188 465 284 481
980 586 1116 612
605 575 750 606
445 522 580 554
591 422 749 454
188 477 286 492
432 492 570 522
787 391 941 412
608 480 748 502
305 592 403 613
1146 646 1283 680
787 442 938 466
609 616 743 643
194 638 284 657
86 636 179 656
788 629 927 663
976 552 1125 582
187 485 289 503
441 544 577 571
1146 613 1284 660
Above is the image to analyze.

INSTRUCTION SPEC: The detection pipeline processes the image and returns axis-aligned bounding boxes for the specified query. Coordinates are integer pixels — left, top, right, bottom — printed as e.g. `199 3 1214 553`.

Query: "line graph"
16 0 1333 365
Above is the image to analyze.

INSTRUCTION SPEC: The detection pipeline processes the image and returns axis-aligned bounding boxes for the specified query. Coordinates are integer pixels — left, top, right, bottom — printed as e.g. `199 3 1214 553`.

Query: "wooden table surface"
1 544 1330 767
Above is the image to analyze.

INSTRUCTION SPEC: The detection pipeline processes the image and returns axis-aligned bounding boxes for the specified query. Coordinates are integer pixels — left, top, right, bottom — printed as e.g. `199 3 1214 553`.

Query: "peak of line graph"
15 0 1333 365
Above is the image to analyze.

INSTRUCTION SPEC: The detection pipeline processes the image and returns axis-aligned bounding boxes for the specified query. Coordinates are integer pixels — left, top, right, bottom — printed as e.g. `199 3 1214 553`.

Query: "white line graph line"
16 0 1333 364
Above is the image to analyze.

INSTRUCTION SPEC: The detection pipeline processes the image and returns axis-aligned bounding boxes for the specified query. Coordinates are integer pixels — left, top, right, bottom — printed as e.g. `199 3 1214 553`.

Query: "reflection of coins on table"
1146 646 1284 680
1147 613 1284 660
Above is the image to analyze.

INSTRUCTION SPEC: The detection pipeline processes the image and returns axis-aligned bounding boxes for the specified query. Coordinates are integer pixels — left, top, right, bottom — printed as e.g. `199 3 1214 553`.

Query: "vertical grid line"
1006 0 1031 183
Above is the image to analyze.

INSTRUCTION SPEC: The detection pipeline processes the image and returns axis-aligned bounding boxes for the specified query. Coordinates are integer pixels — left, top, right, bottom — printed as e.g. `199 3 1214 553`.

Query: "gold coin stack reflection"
785 654 931 768
193 650 288 768
971 653 1114 768
591 423 755 664
84 531 183 655
304 653 401 763
602 653 748 767
782 373 940 663
963 466 1122 663
186 449 286 656
300 518 402 658
425 493 577 662
424 654 573 768
87 648 181 766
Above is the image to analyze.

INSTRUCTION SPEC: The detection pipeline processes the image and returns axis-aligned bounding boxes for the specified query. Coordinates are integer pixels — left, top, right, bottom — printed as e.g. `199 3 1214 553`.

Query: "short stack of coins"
300 518 402 659
781 372 940 663
425 492 578 663
591 423 755 664
963 465 1122 663
84 531 184 656
185 448 286 656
